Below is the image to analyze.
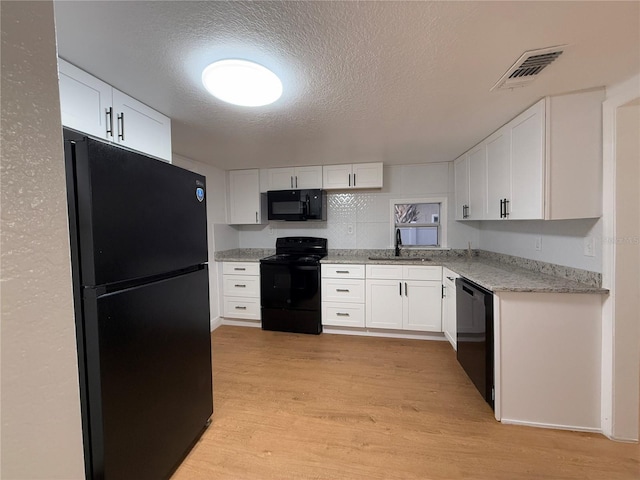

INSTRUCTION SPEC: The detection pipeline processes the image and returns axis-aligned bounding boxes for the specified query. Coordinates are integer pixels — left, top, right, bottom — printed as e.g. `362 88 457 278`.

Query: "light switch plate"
534 236 542 251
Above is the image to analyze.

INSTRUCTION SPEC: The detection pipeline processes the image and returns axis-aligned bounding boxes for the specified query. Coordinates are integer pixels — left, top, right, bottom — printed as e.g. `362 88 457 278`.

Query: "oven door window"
261 264 320 310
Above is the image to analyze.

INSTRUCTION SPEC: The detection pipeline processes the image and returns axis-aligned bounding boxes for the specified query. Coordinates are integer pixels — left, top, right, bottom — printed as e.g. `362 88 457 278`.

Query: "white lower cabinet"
442 268 459 349
321 264 365 327
365 265 442 332
222 262 261 320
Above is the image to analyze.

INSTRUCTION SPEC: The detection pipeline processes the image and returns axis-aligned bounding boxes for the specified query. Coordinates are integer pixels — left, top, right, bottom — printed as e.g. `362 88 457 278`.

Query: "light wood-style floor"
172 326 639 480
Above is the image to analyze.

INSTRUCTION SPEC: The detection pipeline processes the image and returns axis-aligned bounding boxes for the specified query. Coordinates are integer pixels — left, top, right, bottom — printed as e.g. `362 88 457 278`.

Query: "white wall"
237 163 479 250
478 218 602 272
172 154 235 327
0 1 85 477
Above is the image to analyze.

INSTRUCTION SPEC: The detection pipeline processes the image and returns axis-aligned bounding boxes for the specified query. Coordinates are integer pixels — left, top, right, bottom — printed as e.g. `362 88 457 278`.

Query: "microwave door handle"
304 194 310 218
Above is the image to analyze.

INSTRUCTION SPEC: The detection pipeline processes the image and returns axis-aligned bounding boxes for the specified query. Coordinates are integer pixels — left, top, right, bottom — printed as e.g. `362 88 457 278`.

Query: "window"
390 197 447 248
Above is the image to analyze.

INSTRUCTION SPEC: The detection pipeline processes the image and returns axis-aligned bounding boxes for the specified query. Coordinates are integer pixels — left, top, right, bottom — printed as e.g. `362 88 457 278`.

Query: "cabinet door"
486 127 511 220
294 166 323 189
365 279 403 329
443 272 458 349
228 169 262 224
267 167 295 190
58 58 112 140
112 89 172 162
510 100 545 220
403 281 442 332
323 164 352 189
454 154 470 220
468 144 487 220
352 162 383 188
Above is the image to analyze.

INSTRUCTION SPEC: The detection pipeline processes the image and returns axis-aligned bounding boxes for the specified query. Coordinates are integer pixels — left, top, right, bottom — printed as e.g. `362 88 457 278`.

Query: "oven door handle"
291 265 320 271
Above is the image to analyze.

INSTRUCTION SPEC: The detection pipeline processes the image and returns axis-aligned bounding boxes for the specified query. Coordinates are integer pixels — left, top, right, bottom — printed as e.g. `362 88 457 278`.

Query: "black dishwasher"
456 278 494 410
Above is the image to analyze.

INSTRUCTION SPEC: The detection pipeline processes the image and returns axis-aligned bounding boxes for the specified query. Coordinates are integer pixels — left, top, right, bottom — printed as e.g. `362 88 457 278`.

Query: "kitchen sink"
367 256 432 262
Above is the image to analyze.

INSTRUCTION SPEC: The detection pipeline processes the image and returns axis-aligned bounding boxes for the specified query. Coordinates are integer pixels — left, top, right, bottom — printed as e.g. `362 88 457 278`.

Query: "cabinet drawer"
403 265 442 281
322 302 365 328
366 264 404 279
322 279 365 303
223 297 261 320
223 275 260 297
223 262 260 276
322 264 365 279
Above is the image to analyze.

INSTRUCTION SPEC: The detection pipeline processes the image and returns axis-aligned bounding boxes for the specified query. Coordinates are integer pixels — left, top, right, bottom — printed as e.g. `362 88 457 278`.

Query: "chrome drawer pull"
336 270 350 274
234 284 246 288
336 312 350 317
336 289 350 292
235 306 247 310
234 267 246 271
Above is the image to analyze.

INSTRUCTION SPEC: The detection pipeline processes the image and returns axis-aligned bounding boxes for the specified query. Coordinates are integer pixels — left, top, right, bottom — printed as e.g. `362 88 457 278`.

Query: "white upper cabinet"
58 59 172 162
454 153 470 220
455 89 604 221
468 144 487 220
322 162 383 189
509 100 545 220
111 89 172 163
485 126 511 220
58 59 112 140
266 166 323 190
227 169 266 225
455 146 487 221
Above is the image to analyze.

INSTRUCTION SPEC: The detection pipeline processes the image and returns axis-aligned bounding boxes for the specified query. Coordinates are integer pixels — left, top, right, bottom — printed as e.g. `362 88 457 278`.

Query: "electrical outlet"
534 236 542 251
583 236 596 257
268 225 275 235
346 224 354 235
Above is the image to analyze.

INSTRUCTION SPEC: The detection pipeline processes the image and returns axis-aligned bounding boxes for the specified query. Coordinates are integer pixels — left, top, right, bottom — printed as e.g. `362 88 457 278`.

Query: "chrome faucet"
395 228 402 256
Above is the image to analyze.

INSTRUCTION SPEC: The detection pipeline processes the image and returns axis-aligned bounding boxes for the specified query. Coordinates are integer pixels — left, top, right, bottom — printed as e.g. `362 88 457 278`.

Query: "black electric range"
260 237 327 334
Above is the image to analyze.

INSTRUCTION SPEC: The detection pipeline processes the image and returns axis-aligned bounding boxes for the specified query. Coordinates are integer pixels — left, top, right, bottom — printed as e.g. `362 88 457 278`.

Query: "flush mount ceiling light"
201 59 283 107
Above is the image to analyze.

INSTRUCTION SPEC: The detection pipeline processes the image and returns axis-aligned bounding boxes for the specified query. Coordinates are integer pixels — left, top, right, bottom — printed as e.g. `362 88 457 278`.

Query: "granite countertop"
215 248 607 294
441 259 607 294
321 253 607 294
213 248 273 262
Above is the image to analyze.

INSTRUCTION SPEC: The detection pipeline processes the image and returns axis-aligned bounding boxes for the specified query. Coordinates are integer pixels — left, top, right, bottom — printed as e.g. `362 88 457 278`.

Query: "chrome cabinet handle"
295 176 298 188
234 284 246 288
399 282 402 296
290 176 293 188
446 276 454 281
336 288 350 292
348 174 351 187
336 270 350 274
353 173 356 186
405 282 408 296
255 211 258 223
336 312 350 317
235 306 247 310
105 107 113 137
234 267 246 271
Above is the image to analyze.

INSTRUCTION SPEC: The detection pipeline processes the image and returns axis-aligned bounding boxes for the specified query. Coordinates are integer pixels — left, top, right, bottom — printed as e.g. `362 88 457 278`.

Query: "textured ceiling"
53 1 640 169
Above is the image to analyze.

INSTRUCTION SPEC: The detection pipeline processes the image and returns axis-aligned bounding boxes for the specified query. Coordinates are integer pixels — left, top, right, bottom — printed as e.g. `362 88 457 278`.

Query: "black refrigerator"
63 129 213 480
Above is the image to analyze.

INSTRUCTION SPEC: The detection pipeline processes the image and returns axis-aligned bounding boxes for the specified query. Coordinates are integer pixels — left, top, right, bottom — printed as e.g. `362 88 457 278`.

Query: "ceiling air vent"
491 45 566 91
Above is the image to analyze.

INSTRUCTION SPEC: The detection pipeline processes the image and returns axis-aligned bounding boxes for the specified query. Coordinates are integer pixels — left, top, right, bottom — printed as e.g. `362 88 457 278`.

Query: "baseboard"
500 418 602 434
604 432 639 443
322 326 448 341
221 318 262 328
210 316 222 332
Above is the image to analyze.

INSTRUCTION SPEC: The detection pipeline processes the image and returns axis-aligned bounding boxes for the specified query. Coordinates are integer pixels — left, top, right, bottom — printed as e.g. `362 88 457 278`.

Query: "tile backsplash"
238 191 435 249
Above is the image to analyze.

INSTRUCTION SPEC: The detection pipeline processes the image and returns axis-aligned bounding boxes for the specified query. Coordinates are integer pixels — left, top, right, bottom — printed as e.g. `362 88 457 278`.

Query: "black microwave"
267 189 327 221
